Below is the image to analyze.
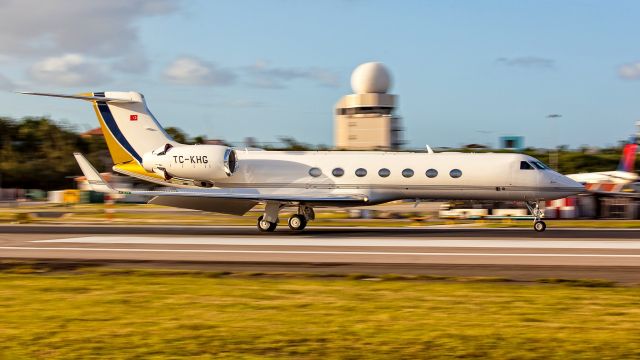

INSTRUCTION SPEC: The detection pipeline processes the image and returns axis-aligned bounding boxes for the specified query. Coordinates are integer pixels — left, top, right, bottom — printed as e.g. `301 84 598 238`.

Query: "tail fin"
617 136 638 173
20 91 177 165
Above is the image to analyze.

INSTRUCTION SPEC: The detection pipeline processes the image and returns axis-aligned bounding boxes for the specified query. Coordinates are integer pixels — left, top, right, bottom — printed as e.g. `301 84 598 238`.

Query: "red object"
130 114 138 121
621 144 637 172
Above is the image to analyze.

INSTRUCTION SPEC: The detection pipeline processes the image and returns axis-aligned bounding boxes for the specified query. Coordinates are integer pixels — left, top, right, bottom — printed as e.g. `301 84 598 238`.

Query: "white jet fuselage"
162 149 582 205
567 171 638 185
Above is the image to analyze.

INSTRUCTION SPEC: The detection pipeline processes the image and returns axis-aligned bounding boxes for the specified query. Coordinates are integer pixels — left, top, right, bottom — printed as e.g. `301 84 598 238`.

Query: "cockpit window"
520 161 534 170
531 161 549 170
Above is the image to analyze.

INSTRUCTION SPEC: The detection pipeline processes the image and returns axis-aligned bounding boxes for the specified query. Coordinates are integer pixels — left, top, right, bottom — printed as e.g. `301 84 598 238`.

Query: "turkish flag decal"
130 114 138 121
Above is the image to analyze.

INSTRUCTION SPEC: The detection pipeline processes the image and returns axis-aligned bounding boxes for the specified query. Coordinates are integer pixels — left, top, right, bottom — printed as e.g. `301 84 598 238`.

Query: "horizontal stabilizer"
18 91 140 103
73 153 117 194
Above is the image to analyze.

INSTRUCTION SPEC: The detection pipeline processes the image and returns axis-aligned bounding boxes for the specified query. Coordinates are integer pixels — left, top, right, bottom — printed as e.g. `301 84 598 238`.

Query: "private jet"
567 135 638 185
21 91 584 232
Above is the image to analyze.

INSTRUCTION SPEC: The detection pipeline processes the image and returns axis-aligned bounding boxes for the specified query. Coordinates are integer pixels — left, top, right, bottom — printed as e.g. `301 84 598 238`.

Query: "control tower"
334 62 403 150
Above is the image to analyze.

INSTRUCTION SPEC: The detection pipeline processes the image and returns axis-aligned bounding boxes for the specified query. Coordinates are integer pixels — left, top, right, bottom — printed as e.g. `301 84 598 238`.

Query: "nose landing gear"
525 201 546 232
533 220 546 232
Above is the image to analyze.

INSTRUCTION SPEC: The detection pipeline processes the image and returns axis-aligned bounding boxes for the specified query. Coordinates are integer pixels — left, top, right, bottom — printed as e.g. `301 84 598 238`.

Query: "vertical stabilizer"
20 91 178 165
617 136 638 173
91 92 178 165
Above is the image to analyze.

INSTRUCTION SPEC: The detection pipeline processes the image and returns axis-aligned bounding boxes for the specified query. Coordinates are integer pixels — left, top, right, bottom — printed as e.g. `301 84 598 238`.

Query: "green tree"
165 127 187 143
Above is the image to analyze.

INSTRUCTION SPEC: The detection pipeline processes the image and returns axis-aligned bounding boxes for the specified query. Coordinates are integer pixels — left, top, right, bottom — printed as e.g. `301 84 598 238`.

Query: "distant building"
499 136 524 151
81 127 104 138
334 62 403 150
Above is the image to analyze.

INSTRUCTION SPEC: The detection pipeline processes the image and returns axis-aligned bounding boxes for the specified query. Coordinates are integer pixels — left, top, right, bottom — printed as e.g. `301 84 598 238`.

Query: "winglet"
73 153 117 194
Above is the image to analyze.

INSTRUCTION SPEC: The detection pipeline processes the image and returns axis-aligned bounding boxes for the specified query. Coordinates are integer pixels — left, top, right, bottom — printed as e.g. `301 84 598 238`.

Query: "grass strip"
0 263 639 359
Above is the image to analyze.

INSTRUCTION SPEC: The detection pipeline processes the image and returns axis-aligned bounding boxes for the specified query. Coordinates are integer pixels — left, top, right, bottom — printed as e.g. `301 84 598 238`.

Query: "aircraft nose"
561 175 585 192
554 173 585 195
539 171 584 198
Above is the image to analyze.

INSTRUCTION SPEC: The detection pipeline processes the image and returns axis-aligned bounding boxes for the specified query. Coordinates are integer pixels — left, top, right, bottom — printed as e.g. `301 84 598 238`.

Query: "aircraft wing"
124 189 367 203
74 153 368 214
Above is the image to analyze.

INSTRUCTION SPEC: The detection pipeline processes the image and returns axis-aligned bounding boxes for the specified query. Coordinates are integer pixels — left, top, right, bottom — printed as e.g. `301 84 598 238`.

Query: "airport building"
334 62 404 150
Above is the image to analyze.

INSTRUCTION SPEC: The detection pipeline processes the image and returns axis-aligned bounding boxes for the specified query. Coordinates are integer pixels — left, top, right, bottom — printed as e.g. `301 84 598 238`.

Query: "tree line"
0 117 196 190
0 116 635 190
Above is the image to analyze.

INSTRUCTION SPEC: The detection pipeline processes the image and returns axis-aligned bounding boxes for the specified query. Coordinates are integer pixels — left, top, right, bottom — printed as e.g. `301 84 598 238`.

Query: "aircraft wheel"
533 220 546 232
257 215 277 232
288 214 307 231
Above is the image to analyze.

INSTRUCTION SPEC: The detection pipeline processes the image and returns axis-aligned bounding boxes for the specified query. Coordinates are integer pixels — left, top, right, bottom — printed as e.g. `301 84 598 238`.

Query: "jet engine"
142 144 237 181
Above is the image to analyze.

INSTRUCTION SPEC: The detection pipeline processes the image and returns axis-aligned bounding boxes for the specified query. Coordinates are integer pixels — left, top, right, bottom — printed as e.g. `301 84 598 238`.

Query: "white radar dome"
350 62 391 94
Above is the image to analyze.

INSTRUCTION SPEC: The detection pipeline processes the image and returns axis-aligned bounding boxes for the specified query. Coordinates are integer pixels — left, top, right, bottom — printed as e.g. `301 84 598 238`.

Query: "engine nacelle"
142 144 237 181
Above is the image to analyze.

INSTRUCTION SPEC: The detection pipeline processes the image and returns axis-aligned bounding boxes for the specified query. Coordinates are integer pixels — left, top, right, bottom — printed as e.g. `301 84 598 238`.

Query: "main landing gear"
256 202 315 232
257 215 277 232
287 214 307 231
525 201 546 232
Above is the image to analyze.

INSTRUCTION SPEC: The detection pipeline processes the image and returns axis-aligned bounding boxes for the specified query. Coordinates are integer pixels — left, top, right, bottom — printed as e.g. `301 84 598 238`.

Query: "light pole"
547 114 562 169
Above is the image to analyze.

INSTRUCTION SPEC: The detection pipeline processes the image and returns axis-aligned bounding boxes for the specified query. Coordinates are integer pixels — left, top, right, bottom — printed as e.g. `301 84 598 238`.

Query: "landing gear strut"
257 201 282 232
525 201 546 232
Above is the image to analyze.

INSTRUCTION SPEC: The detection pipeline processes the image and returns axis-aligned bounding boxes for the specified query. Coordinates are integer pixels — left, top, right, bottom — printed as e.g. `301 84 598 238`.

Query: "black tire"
288 214 307 231
257 215 277 232
533 220 546 232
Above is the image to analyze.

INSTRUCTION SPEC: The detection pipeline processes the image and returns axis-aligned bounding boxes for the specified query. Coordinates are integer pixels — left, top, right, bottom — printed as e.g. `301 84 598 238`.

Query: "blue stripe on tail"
93 92 142 162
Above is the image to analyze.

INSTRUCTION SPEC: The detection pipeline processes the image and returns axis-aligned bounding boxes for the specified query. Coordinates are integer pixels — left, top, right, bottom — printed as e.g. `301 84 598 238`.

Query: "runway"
1 225 640 282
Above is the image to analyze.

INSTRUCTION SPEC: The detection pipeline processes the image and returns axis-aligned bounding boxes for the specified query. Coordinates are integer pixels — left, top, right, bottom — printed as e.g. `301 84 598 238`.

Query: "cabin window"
378 168 391 177
450 169 462 178
332 168 345 177
425 169 438 178
402 169 414 178
355 168 367 177
520 161 534 170
308 167 322 177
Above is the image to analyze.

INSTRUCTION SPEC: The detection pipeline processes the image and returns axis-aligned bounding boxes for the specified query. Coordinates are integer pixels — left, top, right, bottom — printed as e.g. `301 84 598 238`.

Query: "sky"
0 0 639 149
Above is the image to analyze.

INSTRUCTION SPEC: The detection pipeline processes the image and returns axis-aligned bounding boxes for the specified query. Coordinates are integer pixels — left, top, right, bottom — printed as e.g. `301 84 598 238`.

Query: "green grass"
1 267 640 359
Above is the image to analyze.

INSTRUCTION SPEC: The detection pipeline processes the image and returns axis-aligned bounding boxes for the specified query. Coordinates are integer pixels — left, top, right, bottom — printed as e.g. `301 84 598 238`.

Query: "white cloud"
28 54 110 87
0 0 179 58
618 62 640 80
163 57 236 86
245 60 340 89
496 56 555 69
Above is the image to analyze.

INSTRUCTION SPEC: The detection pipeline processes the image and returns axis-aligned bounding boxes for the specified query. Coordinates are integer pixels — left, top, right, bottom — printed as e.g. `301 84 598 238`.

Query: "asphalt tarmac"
1 225 639 282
